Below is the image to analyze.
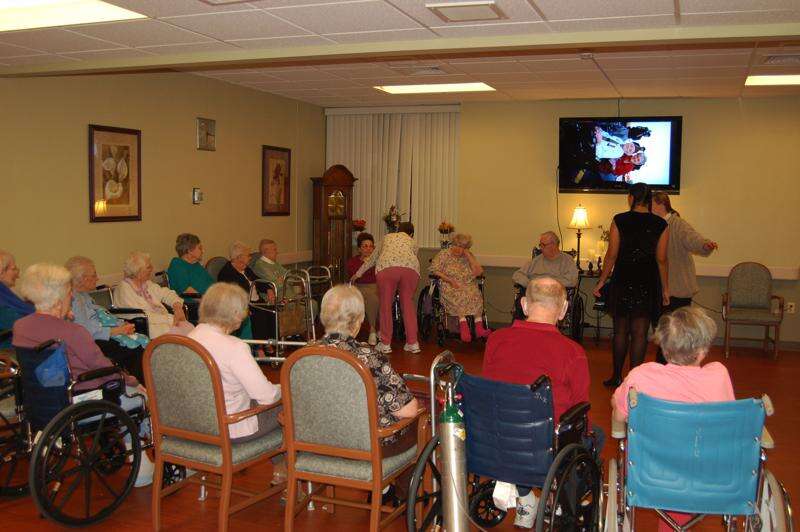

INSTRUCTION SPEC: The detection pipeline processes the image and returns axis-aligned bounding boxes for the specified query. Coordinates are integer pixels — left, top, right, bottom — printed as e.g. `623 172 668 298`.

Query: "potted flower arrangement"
383 205 403 233
438 221 455 248
352 218 366 232
596 224 611 259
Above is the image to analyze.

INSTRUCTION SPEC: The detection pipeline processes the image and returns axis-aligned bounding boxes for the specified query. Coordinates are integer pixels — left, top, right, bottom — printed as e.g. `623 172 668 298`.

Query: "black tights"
611 314 651 380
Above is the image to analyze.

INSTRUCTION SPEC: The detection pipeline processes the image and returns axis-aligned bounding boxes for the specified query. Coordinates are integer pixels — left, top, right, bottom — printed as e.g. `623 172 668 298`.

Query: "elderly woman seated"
166 233 214 296
114 251 192 338
65 256 147 383
0 250 33 348
611 306 734 531
12 263 153 486
215 241 262 340
429 233 490 342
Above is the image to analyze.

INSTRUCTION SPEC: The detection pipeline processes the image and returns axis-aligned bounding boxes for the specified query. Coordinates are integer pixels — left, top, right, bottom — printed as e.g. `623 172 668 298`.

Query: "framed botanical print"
88 124 142 222
262 145 291 216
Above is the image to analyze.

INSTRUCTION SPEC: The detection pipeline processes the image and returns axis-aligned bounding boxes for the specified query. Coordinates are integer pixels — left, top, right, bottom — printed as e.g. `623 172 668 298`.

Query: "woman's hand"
111 323 136 336
172 303 187 324
593 281 604 298
662 290 671 306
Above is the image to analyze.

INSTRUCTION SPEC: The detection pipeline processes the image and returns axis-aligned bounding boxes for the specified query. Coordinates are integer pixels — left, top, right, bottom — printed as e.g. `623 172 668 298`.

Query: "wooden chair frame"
280 345 426 532
143 335 285 532
722 262 784 359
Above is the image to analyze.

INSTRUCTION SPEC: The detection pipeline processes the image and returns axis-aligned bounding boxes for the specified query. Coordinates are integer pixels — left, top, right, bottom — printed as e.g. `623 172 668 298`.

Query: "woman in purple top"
346 232 379 346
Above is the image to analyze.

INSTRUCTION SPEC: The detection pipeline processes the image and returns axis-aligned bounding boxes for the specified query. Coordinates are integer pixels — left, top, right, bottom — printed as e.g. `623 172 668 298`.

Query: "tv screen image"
558 116 682 193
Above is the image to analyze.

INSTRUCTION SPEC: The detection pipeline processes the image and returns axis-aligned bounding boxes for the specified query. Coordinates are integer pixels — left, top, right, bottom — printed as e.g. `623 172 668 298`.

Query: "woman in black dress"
593 183 669 387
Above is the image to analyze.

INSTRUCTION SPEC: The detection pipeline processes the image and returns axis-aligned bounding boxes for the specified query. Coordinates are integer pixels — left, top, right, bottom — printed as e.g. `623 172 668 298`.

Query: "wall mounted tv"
558 116 682 193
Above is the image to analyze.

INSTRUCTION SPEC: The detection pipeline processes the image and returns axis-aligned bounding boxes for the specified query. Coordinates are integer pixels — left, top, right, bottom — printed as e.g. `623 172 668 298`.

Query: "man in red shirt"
482 276 599 528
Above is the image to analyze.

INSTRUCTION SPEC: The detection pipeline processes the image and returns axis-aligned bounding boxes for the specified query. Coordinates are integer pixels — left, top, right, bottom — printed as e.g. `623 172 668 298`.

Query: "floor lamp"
569 205 590 273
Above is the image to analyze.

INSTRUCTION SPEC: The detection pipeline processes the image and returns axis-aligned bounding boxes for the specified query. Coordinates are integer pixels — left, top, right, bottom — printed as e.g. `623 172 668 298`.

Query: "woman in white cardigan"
114 251 193 338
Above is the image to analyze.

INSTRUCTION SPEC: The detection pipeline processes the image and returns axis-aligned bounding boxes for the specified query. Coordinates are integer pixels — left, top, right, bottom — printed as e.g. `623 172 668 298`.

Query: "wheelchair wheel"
417 290 433 342
535 443 601 532
29 400 141 526
0 418 29 496
407 435 442 532
468 480 507 528
570 296 585 343
162 461 187 488
604 458 620 532
753 469 793 532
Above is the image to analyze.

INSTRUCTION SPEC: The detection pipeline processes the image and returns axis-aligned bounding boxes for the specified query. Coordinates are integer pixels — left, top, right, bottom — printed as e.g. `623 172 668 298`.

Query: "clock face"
327 190 346 218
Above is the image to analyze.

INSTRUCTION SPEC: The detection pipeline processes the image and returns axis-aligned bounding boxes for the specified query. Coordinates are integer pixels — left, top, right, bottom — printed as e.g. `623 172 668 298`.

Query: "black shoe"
366 485 400 508
603 377 622 388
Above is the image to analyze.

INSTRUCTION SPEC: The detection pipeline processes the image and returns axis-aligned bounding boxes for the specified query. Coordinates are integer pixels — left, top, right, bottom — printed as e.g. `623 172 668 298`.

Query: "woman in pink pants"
351 222 420 354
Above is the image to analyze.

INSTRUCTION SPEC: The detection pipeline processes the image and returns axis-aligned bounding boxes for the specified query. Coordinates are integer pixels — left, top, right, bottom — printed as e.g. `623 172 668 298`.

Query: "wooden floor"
2 337 797 531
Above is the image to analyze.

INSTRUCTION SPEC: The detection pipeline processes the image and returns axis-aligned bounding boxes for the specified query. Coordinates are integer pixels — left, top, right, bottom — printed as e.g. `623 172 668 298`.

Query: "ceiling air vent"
426 1 506 23
763 55 800 66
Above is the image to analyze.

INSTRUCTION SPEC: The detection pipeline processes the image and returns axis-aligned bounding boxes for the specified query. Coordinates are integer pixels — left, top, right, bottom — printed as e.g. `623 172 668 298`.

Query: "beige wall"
0 72 325 276
457 97 800 343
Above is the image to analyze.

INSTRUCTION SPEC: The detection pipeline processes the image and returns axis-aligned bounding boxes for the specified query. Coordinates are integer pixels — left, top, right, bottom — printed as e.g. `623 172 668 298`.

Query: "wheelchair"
605 390 793 531
0 338 185 525
248 272 316 358
406 357 602 531
89 285 151 337
513 280 585 342
417 274 489 347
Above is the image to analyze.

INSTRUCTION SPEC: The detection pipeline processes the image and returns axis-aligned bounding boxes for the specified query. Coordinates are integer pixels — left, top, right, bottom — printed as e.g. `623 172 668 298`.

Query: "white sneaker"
513 492 538 528
368 332 378 346
403 343 421 354
135 451 154 487
375 342 392 354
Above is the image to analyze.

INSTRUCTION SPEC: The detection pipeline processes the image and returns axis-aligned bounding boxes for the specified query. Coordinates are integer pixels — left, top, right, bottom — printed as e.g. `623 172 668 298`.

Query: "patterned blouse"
318 333 414 444
354 232 419 278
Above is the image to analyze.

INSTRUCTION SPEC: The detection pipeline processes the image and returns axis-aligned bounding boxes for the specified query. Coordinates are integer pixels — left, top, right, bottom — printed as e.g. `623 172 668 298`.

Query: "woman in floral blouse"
317 284 418 448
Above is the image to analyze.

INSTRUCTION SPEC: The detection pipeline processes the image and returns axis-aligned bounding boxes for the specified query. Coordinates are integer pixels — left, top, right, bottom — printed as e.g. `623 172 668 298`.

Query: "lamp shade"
568 205 590 230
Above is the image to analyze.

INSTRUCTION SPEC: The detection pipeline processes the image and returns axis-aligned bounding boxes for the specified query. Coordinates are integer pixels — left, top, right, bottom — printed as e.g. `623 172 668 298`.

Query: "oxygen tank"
439 386 469 532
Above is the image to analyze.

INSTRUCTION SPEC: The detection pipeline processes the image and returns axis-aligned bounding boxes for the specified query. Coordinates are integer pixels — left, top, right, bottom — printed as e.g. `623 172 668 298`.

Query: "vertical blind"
326 109 459 248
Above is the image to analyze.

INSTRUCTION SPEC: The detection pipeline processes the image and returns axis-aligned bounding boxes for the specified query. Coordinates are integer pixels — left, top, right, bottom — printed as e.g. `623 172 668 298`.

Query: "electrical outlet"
786 302 796 314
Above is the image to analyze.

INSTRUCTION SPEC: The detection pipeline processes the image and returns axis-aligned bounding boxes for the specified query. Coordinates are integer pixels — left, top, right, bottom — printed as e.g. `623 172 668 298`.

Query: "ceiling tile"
141 41 242 54
104 0 260 17
749 64 800 75
0 42 44 57
0 29 123 53
680 10 800 25
251 0 363 7
742 85 800 97
326 28 438 43
476 71 544 83
534 69 608 81
385 0 542 26
270 0 420 34
674 66 748 78
200 70 280 82
267 68 339 81
679 0 796 14
71 20 213 47
62 48 155 60
615 79 680 97
163 10 309 41
521 57 599 71
447 59 530 74
606 68 676 80
595 54 677 69
534 0 675 19
672 52 752 68
226 35 332 48
547 14 676 31
387 73 473 84
315 63 401 78
431 21 549 37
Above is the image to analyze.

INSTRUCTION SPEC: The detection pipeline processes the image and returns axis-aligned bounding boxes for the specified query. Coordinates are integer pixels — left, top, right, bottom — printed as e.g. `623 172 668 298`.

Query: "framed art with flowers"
88 124 142 222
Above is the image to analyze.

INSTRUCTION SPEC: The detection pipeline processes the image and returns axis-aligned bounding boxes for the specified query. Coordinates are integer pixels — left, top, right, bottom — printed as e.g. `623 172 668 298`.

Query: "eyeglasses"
539 241 554 248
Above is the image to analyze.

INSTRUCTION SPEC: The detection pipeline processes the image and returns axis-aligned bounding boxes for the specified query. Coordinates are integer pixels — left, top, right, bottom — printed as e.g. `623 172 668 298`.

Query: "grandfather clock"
312 165 356 283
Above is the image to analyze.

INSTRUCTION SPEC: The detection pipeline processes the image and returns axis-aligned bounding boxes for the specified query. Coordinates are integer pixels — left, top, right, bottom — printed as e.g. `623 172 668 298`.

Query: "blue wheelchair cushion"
626 392 765 516
34 344 70 388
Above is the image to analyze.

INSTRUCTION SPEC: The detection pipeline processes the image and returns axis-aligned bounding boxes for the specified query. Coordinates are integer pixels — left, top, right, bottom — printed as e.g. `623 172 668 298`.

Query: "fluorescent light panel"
745 75 800 86
375 82 495 94
0 0 146 32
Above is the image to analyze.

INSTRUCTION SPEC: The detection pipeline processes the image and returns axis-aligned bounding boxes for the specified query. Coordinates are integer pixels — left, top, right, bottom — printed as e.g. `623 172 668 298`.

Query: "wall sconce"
94 199 108 216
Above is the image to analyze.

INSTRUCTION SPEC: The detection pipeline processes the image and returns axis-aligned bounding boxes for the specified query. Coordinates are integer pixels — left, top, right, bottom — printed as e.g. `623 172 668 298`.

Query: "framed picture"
262 145 291 216
88 124 142 223
196 117 216 151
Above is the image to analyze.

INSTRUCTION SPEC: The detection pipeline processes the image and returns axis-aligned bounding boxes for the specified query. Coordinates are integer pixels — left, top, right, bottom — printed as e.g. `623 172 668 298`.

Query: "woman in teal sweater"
167 233 214 296
0 251 33 347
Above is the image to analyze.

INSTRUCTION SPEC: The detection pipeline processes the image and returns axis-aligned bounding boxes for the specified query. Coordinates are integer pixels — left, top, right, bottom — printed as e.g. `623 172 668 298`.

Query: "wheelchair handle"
34 338 61 352
75 365 125 384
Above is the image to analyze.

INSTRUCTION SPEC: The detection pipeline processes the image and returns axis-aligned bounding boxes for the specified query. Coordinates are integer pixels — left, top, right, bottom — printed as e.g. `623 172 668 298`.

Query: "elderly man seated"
512 231 579 289
250 239 317 320
482 276 599 528
611 306 734 532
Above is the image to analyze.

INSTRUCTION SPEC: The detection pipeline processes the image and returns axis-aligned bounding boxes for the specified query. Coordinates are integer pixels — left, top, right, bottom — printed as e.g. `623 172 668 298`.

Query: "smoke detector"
762 55 800 66
426 1 506 23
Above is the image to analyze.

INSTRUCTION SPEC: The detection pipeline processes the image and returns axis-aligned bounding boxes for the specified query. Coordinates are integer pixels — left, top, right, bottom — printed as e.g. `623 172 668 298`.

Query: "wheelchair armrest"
377 408 426 439
75 365 123 384
181 292 202 299
108 306 147 315
558 401 590 426
761 427 775 449
35 339 60 352
225 400 281 425
611 417 627 439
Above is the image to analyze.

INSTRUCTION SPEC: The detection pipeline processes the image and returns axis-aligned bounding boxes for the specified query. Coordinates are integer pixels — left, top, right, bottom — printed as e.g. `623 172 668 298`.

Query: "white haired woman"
215 241 260 340
113 252 192 338
429 233 490 342
317 284 419 501
12 263 154 486
611 306 733 532
65 256 147 382
0 250 33 348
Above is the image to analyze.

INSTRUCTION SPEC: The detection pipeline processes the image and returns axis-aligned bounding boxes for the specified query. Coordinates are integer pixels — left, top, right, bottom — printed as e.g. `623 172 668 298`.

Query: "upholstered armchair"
280 345 426 531
143 335 284 531
722 262 784 359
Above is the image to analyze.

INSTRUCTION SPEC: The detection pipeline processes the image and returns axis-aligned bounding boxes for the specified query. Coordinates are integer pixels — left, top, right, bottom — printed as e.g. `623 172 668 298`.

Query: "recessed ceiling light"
745 75 800 86
375 82 496 94
0 0 146 33
426 1 505 23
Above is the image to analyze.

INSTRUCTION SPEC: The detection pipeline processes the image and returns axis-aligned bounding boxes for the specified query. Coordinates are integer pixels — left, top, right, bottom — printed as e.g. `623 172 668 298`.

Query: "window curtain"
326 109 459 247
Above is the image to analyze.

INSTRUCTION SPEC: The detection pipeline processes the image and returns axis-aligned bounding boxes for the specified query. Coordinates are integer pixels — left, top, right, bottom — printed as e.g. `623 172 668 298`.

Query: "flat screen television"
558 116 682 193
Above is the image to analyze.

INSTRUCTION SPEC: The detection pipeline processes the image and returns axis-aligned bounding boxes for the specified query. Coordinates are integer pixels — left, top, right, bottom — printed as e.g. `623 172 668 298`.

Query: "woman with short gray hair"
166 233 213 296
0 250 33 347
429 232 490 342
114 252 191 338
